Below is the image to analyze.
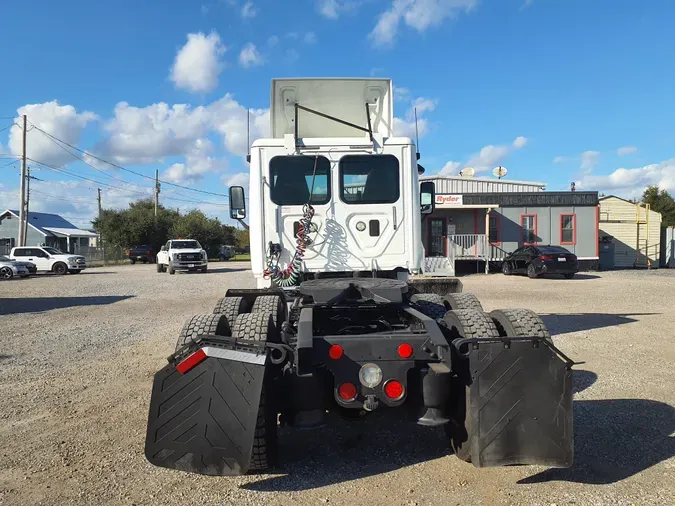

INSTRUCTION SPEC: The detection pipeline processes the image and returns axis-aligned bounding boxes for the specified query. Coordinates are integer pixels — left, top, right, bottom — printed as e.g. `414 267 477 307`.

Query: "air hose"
263 155 319 287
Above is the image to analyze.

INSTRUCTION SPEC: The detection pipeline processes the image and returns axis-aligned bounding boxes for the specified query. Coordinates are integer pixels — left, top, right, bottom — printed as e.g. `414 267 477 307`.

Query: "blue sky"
1 0 674 227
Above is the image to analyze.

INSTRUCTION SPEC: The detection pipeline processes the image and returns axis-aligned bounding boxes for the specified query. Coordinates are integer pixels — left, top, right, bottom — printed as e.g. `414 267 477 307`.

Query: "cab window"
339 154 400 204
269 155 331 206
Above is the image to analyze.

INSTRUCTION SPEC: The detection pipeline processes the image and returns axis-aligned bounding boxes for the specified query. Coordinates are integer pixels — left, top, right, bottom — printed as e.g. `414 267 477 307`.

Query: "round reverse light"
355 221 366 232
358 363 383 388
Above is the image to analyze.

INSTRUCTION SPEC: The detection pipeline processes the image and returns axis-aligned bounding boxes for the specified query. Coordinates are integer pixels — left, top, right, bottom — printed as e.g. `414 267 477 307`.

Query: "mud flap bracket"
145 348 267 476
454 337 574 468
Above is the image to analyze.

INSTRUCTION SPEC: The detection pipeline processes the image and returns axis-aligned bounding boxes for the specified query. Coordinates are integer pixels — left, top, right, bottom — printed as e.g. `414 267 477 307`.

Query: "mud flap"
144 350 266 476
457 337 574 468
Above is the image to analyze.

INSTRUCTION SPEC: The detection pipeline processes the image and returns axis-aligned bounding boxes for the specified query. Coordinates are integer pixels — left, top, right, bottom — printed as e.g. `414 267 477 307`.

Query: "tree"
234 228 250 252
171 210 226 258
93 199 179 252
642 185 675 226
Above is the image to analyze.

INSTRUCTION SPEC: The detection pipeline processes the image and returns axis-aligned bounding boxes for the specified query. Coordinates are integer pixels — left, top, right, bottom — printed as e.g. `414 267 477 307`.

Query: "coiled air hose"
263 155 319 287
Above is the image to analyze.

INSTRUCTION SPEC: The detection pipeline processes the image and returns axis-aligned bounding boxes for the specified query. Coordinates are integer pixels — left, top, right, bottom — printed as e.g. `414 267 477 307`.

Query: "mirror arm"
235 218 249 231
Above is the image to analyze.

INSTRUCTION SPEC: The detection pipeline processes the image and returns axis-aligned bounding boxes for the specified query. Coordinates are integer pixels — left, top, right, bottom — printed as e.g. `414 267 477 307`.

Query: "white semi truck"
144 78 574 476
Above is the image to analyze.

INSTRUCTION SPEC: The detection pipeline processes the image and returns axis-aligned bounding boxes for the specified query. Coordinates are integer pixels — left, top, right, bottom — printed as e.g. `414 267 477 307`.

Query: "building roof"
3 210 97 238
420 175 546 194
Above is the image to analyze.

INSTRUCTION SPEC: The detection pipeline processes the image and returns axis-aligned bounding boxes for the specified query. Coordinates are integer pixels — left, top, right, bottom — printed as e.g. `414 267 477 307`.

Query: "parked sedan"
501 245 579 279
0 255 32 279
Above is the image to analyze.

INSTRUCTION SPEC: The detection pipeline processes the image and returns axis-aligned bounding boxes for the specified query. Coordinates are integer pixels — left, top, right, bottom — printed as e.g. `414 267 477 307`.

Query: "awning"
43 227 98 238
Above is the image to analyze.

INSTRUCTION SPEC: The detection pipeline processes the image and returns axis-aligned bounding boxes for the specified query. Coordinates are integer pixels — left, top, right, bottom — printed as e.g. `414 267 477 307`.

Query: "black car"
502 245 579 279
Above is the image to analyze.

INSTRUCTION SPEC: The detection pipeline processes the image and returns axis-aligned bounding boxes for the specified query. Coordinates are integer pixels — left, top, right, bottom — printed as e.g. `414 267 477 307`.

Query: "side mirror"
420 181 435 215
160 246 166 252
229 185 246 219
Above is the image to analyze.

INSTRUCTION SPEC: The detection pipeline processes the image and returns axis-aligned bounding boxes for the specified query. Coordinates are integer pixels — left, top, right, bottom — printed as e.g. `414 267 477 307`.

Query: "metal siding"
426 177 545 194
499 207 522 255
573 207 598 258
523 207 550 245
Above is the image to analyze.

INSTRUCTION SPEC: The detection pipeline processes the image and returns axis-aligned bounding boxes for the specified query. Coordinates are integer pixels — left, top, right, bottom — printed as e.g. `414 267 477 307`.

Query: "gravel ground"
1 265 674 506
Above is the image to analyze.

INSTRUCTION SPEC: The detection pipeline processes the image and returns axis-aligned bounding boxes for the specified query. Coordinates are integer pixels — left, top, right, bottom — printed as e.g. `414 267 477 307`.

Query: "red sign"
435 194 463 206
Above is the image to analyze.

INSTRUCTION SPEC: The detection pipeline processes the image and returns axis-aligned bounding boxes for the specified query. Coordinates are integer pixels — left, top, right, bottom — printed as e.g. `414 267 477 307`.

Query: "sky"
1 0 674 229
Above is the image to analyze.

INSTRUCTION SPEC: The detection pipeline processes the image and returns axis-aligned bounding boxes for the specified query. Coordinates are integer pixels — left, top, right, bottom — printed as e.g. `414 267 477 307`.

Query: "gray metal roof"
421 175 546 194
3 209 95 237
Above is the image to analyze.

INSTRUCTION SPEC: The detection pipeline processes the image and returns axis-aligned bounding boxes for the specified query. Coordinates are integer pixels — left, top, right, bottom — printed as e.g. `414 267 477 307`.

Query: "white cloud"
617 146 638 156
553 156 567 163
392 96 438 139
200 4 209 14
576 159 675 197
393 86 410 101
512 136 528 149
170 32 226 93
317 0 360 18
239 43 264 68
285 49 300 64
580 150 600 174
267 35 279 47
162 139 227 184
370 0 478 47
304 31 318 44
221 171 250 196
241 1 259 18
286 32 300 40
8 101 97 167
437 136 529 175
97 93 269 164
439 161 461 175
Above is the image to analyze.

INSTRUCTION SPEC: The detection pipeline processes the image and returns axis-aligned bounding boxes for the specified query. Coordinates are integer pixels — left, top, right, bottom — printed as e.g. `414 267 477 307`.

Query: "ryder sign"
435 194 463 206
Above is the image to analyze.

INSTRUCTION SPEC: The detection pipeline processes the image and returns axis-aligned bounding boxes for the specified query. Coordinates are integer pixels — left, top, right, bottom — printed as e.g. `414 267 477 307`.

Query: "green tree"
642 185 675 226
234 228 250 251
171 210 225 258
93 199 179 252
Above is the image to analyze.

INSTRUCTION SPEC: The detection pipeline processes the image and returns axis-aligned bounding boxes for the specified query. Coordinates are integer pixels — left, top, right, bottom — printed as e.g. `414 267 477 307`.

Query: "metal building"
420 176 599 276
599 196 662 269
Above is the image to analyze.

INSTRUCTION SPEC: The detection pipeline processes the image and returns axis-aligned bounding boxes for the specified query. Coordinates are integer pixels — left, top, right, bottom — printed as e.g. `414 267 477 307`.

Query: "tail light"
383 380 405 400
176 349 207 374
328 344 343 360
397 343 413 359
338 383 358 401
539 255 554 261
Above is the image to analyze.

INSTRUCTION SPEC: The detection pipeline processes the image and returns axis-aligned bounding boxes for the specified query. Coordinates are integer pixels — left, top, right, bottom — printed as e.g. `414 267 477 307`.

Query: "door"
428 219 446 256
23 248 50 271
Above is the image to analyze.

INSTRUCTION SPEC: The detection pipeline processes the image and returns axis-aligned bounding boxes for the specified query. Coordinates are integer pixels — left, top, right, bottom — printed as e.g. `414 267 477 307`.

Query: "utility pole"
154 169 160 217
18 114 27 247
97 188 105 264
23 166 31 243
97 188 102 217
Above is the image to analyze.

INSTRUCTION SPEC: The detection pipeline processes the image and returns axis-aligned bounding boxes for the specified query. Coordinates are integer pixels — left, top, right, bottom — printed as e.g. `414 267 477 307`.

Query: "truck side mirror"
420 181 435 215
229 186 247 219
160 246 166 252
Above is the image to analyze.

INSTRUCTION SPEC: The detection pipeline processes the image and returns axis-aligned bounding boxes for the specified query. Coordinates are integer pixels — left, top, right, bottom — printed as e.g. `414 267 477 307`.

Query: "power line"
30 123 233 198
0 122 19 134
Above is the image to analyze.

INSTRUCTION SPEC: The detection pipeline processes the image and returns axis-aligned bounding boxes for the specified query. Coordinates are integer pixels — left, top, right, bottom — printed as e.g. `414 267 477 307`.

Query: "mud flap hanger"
169 336 293 369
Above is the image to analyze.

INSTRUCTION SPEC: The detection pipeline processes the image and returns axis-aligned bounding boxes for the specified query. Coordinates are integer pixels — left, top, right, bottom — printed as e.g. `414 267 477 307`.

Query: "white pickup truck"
10 246 86 275
156 239 208 275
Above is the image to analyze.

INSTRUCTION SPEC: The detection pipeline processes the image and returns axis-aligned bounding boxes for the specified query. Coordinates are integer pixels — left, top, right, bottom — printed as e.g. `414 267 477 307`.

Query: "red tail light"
176 349 207 374
397 343 413 359
383 380 405 400
338 382 358 401
328 344 343 360
539 255 554 261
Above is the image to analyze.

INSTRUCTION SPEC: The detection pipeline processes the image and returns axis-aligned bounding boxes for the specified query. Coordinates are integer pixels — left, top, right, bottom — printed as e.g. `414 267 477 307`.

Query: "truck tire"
230 311 279 471
174 314 229 353
489 308 552 343
52 262 68 275
442 293 483 312
213 296 250 334
410 293 447 320
156 262 162 273
251 295 286 331
442 309 499 463
168 262 175 275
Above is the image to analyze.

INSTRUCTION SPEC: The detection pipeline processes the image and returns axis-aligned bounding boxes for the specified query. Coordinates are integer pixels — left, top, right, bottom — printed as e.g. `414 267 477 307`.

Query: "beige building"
599 196 662 269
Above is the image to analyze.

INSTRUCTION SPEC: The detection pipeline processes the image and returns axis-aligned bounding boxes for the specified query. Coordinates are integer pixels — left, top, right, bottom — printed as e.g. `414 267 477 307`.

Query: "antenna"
414 107 420 160
459 167 475 178
492 166 508 179
246 108 251 163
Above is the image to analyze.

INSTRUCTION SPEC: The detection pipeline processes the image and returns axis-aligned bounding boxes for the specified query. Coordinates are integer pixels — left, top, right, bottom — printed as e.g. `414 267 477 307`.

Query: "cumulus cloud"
241 1 259 18
239 43 264 68
576 159 675 197
512 136 528 149
393 86 410 101
439 161 461 175
392 97 438 139
617 146 638 156
370 0 478 47
580 150 600 174
8 101 97 167
437 136 529 175
553 156 567 163
162 139 227 184
170 32 226 93
317 0 360 18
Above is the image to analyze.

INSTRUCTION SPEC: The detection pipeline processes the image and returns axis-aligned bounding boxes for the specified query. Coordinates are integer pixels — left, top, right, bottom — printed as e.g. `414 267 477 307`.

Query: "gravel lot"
1 265 674 506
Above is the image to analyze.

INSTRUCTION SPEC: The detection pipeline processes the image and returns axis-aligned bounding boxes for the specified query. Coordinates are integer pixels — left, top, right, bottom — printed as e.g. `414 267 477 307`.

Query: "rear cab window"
269 155 331 206
339 154 400 204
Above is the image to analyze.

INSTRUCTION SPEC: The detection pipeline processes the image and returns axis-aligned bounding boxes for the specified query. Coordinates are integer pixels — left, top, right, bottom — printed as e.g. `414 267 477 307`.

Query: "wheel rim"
502 262 509 273
56 264 66 274
1 268 12 279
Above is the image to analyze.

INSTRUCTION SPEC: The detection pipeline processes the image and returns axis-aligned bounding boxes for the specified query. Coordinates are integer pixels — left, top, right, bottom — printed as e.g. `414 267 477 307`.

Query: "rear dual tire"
411 292 483 320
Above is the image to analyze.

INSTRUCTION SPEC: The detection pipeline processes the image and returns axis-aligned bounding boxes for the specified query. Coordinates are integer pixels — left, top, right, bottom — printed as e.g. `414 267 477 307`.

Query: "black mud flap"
144 350 266 476
457 337 574 468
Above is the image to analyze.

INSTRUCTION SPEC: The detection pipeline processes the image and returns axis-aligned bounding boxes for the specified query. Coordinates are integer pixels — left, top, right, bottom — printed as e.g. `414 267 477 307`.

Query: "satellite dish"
492 166 508 179
459 167 475 177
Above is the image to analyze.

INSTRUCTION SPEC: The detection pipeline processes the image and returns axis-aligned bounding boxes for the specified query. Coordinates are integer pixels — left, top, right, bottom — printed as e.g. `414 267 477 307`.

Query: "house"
0 210 99 254
420 176 600 275
599 196 662 269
